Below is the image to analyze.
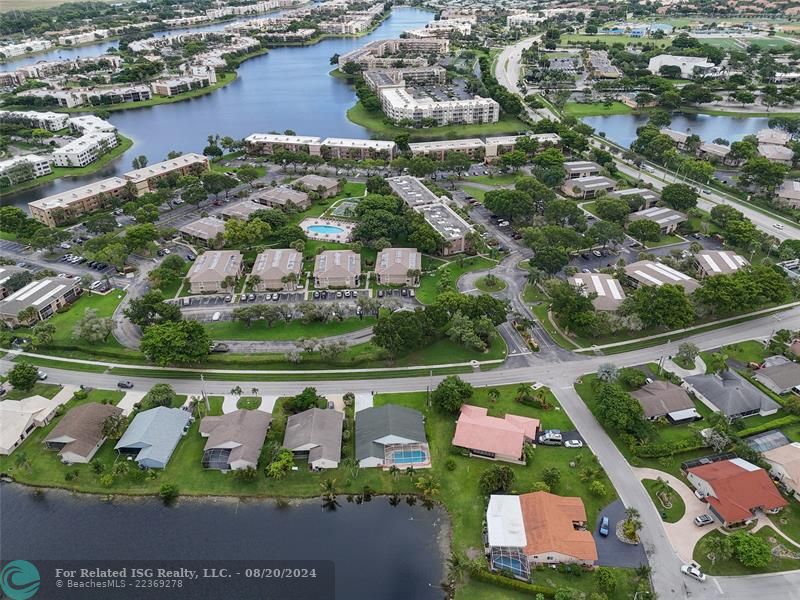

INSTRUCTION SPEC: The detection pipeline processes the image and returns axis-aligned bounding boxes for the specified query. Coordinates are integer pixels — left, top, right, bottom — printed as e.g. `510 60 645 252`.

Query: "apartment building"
251 186 309 211
660 128 691 150
0 266 28 299
608 188 660 209
375 248 421 286
0 277 82 327
251 249 303 291
179 217 226 247
68 115 117 134
125 153 209 195
483 133 561 162
561 176 617 199
414 203 473 255
244 133 323 156
84 85 152 104
18 88 85 108
698 142 743 167
363 66 447 92
569 273 626 312
623 260 700 293
0 39 52 57
319 138 396 161
379 87 499 127
387 175 441 208
0 155 52 186
151 73 216 97
52 131 118 168
219 200 264 221
28 177 130 227
58 30 110 46
186 250 244 294
563 161 602 179
758 143 793 165
293 174 340 198
313 250 361 288
695 250 749 278
777 179 800 209
0 110 69 131
629 206 687 234
338 38 449 68
409 139 485 161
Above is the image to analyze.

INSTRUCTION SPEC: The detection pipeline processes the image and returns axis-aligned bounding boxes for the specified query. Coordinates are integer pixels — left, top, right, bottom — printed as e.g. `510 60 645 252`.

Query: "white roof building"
570 273 626 311
695 250 749 277
647 55 717 78
0 395 58 455
624 260 700 293
486 495 527 548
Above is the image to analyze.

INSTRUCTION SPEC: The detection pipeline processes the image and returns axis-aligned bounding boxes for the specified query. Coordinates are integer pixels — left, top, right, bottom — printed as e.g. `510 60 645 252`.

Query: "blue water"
307 224 345 234
392 450 426 464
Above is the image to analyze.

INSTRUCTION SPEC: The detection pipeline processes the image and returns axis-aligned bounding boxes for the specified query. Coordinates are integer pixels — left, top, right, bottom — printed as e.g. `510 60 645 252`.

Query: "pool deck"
299 217 354 243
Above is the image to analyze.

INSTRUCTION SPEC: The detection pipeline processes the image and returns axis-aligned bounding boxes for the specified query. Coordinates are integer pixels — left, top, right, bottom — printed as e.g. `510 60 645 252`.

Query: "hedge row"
631 439 705 458
469 568 557 596
737 415 800 438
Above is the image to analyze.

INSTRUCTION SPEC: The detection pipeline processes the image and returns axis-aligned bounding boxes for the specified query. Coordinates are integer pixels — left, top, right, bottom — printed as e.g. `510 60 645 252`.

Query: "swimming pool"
391 450 426 464
307 224 345 235
492 556 526 577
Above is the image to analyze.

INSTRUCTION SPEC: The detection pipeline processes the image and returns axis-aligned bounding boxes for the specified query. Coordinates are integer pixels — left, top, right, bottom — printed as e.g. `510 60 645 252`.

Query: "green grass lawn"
701 38 744 49
643 234 686 248
236 396 262 410
564 102 633 117
202 316 376 341
347 102 528 141
417 256 496 305
524 284 579 350
693 527 800 575
5 382 61 400
561 33 671 47
474 275 506 293
642 478 686 523
460 185 486 201
464 174 519 186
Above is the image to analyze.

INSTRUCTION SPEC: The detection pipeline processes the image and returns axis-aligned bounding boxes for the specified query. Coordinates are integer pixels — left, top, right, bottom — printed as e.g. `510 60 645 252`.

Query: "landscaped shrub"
444 458 456 471
468 567 556 596
630 439 705 458
737 415 800 438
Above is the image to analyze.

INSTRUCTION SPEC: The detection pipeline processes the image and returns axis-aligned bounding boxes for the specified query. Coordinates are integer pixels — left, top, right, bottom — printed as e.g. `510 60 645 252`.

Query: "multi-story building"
0 155 52 186
608 188 660 209
414 203 473 255
219 200 264 221
28 177 130 227
695 250 749 278
250 249 303 291
0 39 53 58
338 37 449 68
409 138 485 161
68 115 117 134
483 134 561 162
319 138 396 160
0 277 82 327
244 133 323 155
58 30 110 46
363 66 446 92
629 206 687 234
0 110 69 131
179 217 226 247
777 179 800 209
52 132 119 168
561 175 617 199
18 88 85 108
374 248 421 286
186 250 243 294
313 250 361 288
0 266 27 299
151 73 216 97
387 175 442 208
623 260 700 293
84 84 152 105
124 154 209 195
563 160 602 179
252 186 311 210
379 87 499 127
569 273 626 312
660 128 691 150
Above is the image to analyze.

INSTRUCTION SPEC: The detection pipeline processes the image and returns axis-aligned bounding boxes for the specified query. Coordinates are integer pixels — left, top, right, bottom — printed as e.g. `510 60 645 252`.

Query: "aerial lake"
582 112 771 149
0 484 446 599
2 7 433 208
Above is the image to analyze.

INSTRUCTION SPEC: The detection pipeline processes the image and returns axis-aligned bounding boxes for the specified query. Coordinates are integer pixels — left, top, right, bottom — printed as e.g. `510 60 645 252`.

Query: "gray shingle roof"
200 409 271 467
115 406 191 468
685 371 780 417
754 363 800 392
355 405 427 461
283 408 343 465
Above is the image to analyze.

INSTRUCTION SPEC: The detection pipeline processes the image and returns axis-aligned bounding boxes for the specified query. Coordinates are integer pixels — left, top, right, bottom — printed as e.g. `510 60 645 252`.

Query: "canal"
0 484 447 599
2 7 433 208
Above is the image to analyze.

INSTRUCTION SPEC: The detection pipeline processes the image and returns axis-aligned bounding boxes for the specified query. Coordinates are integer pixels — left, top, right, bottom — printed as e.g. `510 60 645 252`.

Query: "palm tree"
446 551 468 584
320 478 339 510
487 388 500 404
405 465 415 478
230 385 243 396
251 387 259 395
388 464 400 479
515 383 533 402
248 274 262 290
415 474 440 502
223 275 237 291
341 457 359 480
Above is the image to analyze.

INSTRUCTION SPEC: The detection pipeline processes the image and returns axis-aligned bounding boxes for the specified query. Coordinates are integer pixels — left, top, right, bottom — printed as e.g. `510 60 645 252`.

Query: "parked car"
599 516 609 537
240 294 247 302
313 291 320 299
117 381 134 389
681 564 706 582
272 294 279 302
694 514 714 527
224 295 232 303
210 342 229 353
539 431 563 446
248 293 255 301
592 250 602 257
37 370 47 380
212 311 221 321
563 440 583 448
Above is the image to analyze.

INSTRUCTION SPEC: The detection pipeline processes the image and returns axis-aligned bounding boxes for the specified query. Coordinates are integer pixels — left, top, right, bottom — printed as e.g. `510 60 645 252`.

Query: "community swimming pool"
307 224 345 235
391 450 427 464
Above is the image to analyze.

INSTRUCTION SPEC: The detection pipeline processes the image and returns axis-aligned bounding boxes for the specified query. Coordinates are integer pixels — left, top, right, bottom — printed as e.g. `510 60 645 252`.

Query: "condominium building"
483 133 561 162
608 188 660 209
363 66 446 92
313 250 361 288
777 179 800 209
338 37 449 69
623 260 700 293
0 110 69 131
179 217 226 247
695 250 749 277
570 273 626 312
244 133 323 156
18 88 85 108
414 203 473 255
698 142 742 167
319 138 396 161
564 161 602 179
252 186 311 210
151 73 216 97
0 39 53 57
293 174 340 198
758 144 793 165
124 153 209 195
387 175 442 208
68 115 117 134
251 249 303 291
647 55 717 79
28 177 130 227
52 131 118 168
375 248 421 286
83 84 152 105
409 139 485 161
561 176 617 199
186 250 243 293
0 155 52 186
660 128 691 150
379 87 499 127
629 206 687 234
58 30 110 46
506 13 547 28
757 128 792 146
0 277 82 327
219 200 264 221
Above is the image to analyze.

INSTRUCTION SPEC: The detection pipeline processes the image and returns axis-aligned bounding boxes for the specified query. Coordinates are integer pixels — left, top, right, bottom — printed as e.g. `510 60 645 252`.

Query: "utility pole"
200 374 210 413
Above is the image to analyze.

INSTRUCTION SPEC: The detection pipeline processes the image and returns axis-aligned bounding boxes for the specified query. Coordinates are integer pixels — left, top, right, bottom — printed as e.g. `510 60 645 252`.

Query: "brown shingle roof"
44 402 122 459
631 381 694 419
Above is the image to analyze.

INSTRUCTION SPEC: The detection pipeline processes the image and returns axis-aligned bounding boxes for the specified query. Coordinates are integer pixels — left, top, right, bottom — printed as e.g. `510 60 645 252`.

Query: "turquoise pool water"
392 450 426 464
307 225 345 235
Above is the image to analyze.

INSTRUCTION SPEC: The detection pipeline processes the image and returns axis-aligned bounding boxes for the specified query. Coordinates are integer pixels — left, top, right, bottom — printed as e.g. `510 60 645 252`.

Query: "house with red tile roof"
452 405 539 464
486 491 598 579
685 458 787 526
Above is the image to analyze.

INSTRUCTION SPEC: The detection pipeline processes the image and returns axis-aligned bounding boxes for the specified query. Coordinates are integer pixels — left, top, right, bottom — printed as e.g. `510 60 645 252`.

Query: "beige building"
762 442 800 501
409 139 485 161
561 176 617 199
563 161 601 179
186 250 243 294
0 277 82 327
251 249 302 291
777 179 800 209
293 174 340 198
375 248 421 286
483 133 561 162
0 395 59 455
695 250 749 277
28 177 130 226
125 153 209 195
219 200 263 221
608 188 660 209
624 260 700 293
414 203 473 255
251 186 310 210
569 273 626 311
244 133 322 156
320 138 396 161
313 250 361 289
629 206 686 234
44 403 123 464
387 175 441 208
179 217 226 246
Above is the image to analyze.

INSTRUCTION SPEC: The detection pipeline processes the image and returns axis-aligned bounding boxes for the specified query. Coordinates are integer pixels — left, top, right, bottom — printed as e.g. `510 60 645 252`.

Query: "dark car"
117 381 134 389
377 290 385 298
599 516 610 537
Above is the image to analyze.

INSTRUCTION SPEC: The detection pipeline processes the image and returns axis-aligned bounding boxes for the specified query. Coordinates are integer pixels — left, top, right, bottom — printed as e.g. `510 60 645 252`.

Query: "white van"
212 311 221 321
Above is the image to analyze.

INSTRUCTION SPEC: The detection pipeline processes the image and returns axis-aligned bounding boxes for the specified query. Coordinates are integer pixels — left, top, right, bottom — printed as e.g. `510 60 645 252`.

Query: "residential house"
186 250 243 294
313 250 361 289
685 458 787 525
684 370 781 420
757 128 792 146
695 250 749 278
777 180 800 210
283 407 344 470
758 143 793 165
623 260 700 293
754 362 800 395
762 442 800 500
569 273 626 312
0 277 81 327
251 186 310 211
293 174 340 198
631 380 698 422
452 404 539 464
628 206 687 234
374 248 421 286
250 249 302 291
179 217 226 247
698 142 742 167
44 403 122 463
0 395 58 455
199 409 271 471
561 176 617 199
356 405 430 469
114 406 192 469
486 492 597 580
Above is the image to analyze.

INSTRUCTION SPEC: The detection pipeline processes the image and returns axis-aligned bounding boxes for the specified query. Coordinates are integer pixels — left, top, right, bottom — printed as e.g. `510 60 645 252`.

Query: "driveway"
634 467 720 563
594 499 648 567
117 390 146 416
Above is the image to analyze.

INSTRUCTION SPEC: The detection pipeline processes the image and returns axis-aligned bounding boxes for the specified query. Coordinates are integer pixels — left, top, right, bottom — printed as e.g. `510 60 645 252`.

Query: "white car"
773 223 784 230
563 440 583 448
681 564 706 582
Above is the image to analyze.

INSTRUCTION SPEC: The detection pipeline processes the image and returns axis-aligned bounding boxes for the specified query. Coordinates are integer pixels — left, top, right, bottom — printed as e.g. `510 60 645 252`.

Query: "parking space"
593 499 648 568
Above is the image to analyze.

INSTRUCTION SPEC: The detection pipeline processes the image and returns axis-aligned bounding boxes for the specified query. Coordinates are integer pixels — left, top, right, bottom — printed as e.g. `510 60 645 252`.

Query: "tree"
597 363 619 383
30 321 55 348
102 413 126 439
661 183 697 211
7 362 39 391
589 480 607 497
484 189 535 223
4 270 33 293
705 534 733 566
729 531 772 568
131 155 148 169
237 166 259 187
595 568 616 594
588 221 624 248
283 387 325 414
531 247 569 274
141 383 177 409
432 376 473 414
594 383 644 434
201 171 237 198
266 448 295 479
84 213 118 234
740 157 787 193
627 284 694 330
140 320 211 365
676 342 699 365
627 220 661 243
123 223 158 253
594 197 630 224
542 467 561 490
478 464 515 495
159 483 179 504
124 291 181 329
72 308 112 343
